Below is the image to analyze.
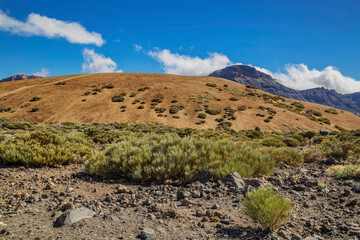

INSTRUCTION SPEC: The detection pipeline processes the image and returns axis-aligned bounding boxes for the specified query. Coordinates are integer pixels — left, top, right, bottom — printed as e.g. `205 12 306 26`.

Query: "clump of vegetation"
229 97 239 101
283 137 300 147
0 130 93 167
85 133 275 182
30 96 41 102
325 108 338 115
267 147 303 165
92 87 102 92
132 99 140 104
261 136 286 147
84 91 92 96
129 92 138 98
0 107 11 113
55 81 66 86
155 107 166 114
206 83 217 87
306 110 322 117
327 164 360 179
318 117 331 125
151 94 164 104
112 95 125 102
197 113 207 119
238 105 247 111
138 86 149 92
246 85 258 89
242 186 291 232
102 84 114 89
29 107 39 112
291 102 305 109
137 105 145 109
205 108 221 115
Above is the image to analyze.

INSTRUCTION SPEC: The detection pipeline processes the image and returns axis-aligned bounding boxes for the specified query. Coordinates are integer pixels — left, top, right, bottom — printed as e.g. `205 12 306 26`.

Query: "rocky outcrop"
209 65 360 116
0 74 42 83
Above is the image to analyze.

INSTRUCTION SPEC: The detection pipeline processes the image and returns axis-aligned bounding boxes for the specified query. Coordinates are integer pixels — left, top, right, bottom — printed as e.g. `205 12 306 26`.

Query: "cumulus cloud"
31 68 49 77
134 44 142 52
0 10 104 46
148 49 231 76
250 63 360 94
82 49 122 73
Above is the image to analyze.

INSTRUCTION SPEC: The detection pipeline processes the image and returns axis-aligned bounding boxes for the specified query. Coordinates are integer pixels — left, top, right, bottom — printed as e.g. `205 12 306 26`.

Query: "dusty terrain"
0 73 359 132
0 163 359 240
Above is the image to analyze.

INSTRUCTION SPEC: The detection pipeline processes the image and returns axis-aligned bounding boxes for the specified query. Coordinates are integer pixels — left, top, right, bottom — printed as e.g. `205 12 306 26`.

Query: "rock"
245 179 263 188
191 170 211 183
103 214 120 222
53 206 95 227
220 219 230 225
352 185 360 193
177 190 191 200
191 190 201 198
140 228 156 240
0 222 6 227
211 204 219 209
221 172 245 189
44 182 54 190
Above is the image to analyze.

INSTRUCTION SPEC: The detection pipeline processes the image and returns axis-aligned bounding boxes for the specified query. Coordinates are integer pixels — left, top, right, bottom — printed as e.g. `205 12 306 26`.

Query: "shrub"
132 99 140 104
0 131 93 167
102 84 114 89
85 134 275 182
2 120 33 130
205 108 221 115
169 106 179 114
138 86 149 91
229 97 239 101
120 105 127 109
261 137 286 147
55 81 66 85
84 91 91 96
129 92 137 97
137 105 144 109
112 95 125 102
238 105 246 111
155 107 166 114
206 83 217 87
30 96 41 102
327 164 360 179
267 147 303 165
242 186 291 232
291 102 305 109
29 107 39 112
197 113 206 119
0 107 11 112
246 85 257 89
283 137 300 147
325 108 338 115
318 118 331 125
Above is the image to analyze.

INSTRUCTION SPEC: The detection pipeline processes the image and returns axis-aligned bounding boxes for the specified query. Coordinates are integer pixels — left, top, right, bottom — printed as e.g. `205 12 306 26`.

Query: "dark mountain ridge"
209 65 360 116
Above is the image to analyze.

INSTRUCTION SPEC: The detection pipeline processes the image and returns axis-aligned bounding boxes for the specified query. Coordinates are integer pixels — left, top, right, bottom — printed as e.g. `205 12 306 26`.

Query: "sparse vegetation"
243 186 291 232
197 113 206 119
112 95 125 102
206 83 217 87
55 81 66 86
205 108 221 115
102 83 114 89
30 96 41 102
327 164 360 179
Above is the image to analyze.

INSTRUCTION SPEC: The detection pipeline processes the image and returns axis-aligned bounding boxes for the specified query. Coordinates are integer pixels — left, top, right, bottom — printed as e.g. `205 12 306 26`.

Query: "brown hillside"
0 73 359 132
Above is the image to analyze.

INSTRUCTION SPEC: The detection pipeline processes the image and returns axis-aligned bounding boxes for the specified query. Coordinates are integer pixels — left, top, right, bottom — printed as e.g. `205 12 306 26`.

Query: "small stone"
53 206 95 227
211 204 219 209
220 219 230 225
140 228 156 240
352 185 360 193
44 183 54 190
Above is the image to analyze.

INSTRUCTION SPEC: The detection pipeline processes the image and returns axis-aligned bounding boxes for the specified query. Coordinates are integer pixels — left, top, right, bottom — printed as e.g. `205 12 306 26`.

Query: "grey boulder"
53 206 95 227
221 172 245 189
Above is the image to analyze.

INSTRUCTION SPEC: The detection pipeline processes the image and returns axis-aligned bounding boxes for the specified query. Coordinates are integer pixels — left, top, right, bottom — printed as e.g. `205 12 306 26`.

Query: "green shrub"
197 113 206 119
0 131 93 167
169 105 179 114
206 83 217 87
137 86 149 91
102 84 114 89
0 107 11 112
205 108 221 115
242 186 291 232
327 164 360 179
267 147 303 165
238 105 246 111
2 120 33 130
282 137 300 147
137 105 144 109
325 108 338 115
30 96 41 102
84 91 91 96
55 81 66 86
261 137 286 147
112 95 125 102
318 118 331 125
29 107 39 112
85 134 275 182
291 102 305 109
229 97 239 101
129 92 137 97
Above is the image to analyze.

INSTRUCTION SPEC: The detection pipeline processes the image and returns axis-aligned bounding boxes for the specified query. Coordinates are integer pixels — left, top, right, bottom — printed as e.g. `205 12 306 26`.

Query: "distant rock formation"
0 74 42 83
210 65 360 116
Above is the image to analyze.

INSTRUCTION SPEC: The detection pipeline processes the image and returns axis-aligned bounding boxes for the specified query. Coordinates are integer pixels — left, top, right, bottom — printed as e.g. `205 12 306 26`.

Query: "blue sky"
1 0 360 93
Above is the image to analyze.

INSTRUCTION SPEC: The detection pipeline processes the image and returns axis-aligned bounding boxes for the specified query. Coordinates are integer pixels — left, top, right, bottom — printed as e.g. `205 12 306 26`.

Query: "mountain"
0 73 359 131
0 74 42 82
209 65 360 116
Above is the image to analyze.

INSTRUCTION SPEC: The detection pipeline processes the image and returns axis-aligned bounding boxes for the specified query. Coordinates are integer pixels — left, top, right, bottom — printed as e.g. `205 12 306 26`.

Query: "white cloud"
82 49 122 73
0 10 104 46
148 49 231 76
134 44 142 52
31 68 49 77
250 63 360 94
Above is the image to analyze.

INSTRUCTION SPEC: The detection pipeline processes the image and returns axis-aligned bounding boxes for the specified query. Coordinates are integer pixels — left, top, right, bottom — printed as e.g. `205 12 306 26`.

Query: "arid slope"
0 73 359 131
